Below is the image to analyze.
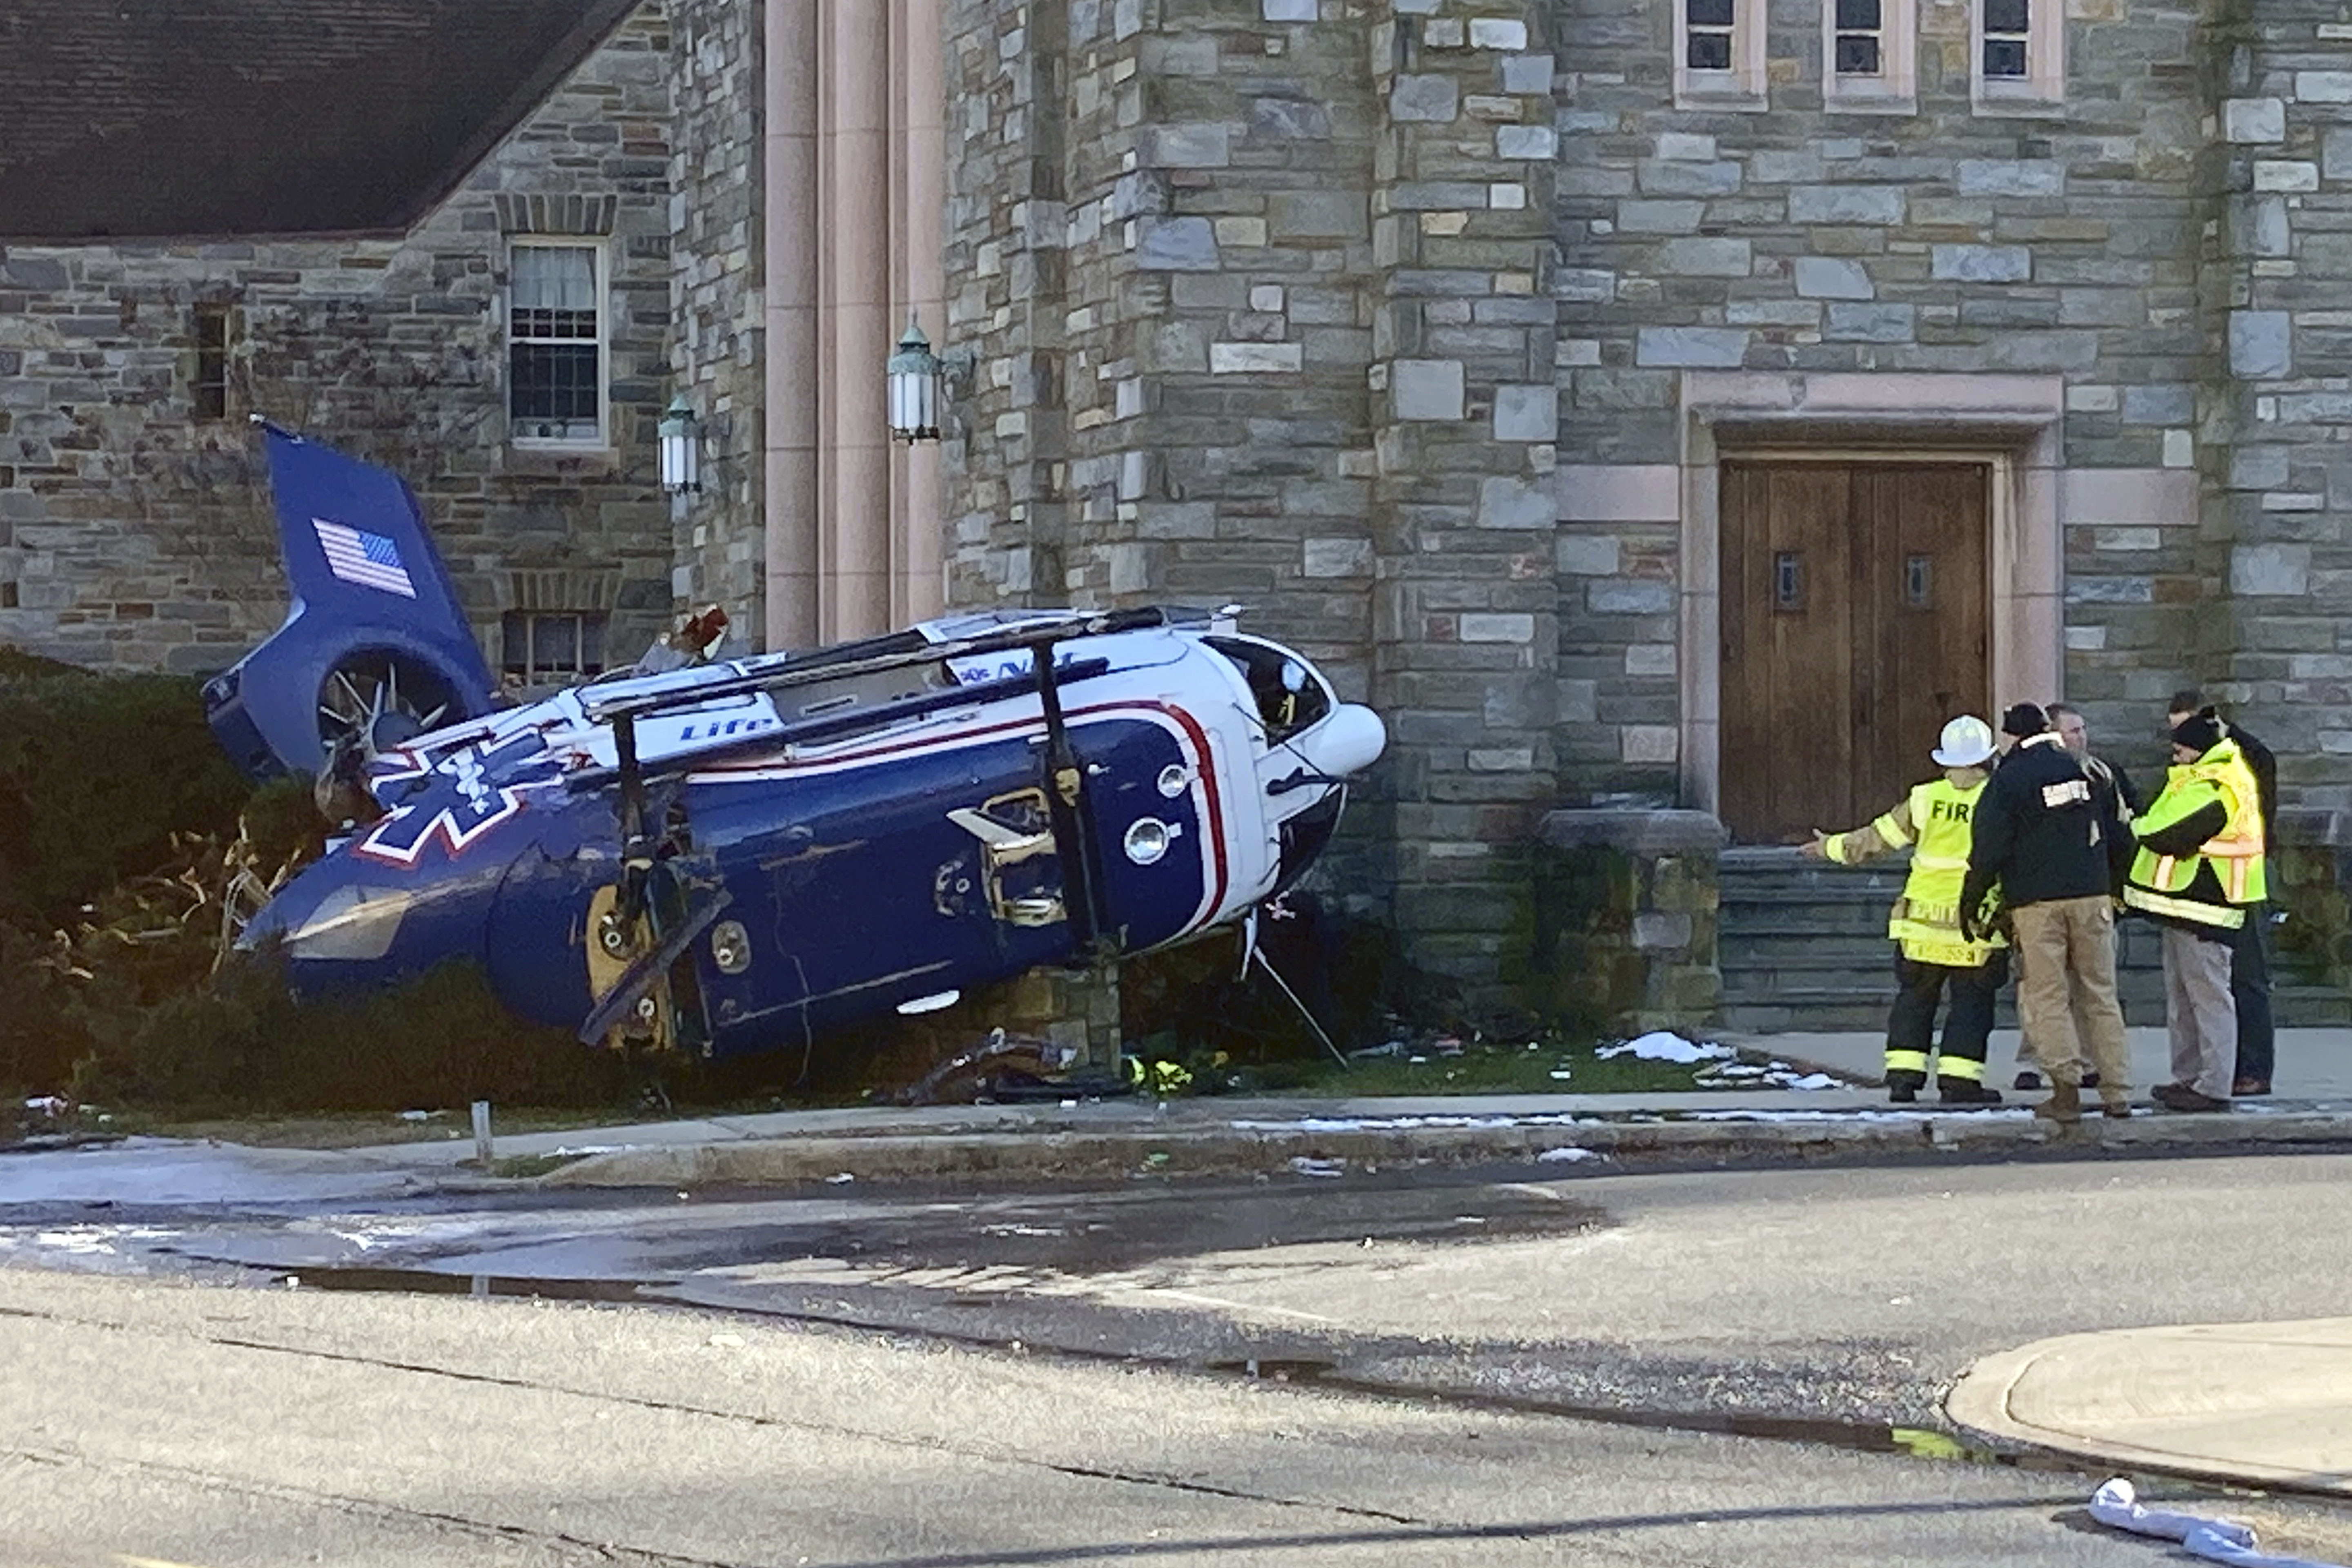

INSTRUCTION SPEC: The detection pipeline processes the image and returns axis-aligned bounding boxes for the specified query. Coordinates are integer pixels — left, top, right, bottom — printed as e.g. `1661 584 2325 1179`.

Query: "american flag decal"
313 517 417 598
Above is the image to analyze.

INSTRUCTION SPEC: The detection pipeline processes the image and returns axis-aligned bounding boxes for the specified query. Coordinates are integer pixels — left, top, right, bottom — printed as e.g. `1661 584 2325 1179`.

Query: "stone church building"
5 0 2351 1024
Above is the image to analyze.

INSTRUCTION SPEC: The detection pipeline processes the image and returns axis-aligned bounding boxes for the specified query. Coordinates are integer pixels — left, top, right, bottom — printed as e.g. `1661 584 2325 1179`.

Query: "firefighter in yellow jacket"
1801 715 2008 1105
2126 708 2267 1112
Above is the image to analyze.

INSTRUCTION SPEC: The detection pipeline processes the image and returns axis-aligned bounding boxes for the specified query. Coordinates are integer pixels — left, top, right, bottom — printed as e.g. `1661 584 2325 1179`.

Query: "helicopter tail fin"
203 424 498 780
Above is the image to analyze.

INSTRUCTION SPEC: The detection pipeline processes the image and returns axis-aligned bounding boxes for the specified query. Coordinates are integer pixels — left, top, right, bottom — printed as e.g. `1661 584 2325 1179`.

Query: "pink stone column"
825 0 894 639
762 0 818 649
895 0 947 624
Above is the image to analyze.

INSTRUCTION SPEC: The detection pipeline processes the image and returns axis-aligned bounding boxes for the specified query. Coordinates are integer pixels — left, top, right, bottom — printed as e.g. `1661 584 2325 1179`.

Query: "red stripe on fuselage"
687 699 1233 934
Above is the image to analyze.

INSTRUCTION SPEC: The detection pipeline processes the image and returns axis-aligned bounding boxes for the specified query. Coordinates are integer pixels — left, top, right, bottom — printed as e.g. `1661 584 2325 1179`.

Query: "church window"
501 610 608 688
508 241 607 446
192 306 231 422
1973 0 2062 109
1675 0 1767 109
1824 0 1915 112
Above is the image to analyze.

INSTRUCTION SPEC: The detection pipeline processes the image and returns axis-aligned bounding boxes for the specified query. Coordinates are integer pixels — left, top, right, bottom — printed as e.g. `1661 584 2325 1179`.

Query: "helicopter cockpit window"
1205 637 1330 742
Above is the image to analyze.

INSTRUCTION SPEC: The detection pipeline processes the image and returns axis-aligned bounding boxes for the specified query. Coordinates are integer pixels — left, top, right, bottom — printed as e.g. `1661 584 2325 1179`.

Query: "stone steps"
1715 846 2341 1033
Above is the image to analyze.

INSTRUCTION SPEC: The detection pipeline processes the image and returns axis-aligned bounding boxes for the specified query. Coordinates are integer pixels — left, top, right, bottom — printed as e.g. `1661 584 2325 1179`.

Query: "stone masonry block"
1496 126 1557 160
1788 186 1905 225
1393 359 1467 420
1588 580 1675 615
1210 343 1303 373
1501 56 1555 94
1615 200 1703 234
1136 216 1219 270
2224 98 2286 142
1391 74 1460 122
1558 534 1621 575
1638 160 1743 197
1662 236 1751 276
1140 124 1231 168
1931 245 2031 283
2233 544 2311 597
1479 474 1555 526
1460 612 1537 642
1793 256 1873 299
1825 303 1914 343
2254 161 2320 192
2231 312 2293 379
2121 384 2195 425
1955 160 2065 196
1303 537 1372 577
1263 0 1318 18
1635 326 1750 367
1493 385 1558 442
1268 190 1368 238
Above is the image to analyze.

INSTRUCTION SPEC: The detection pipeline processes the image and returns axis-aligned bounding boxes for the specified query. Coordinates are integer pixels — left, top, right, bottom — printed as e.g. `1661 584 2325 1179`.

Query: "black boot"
1937 1075 2004 1105
1885 1069 1927 1104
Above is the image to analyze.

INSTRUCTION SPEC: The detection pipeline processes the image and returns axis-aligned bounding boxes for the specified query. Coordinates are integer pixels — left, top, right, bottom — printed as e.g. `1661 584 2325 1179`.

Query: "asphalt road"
6 1146 2352 1564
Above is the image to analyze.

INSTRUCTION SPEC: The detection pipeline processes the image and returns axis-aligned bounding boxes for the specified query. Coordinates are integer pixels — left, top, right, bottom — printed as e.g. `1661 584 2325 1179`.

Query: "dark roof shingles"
0 0 646 242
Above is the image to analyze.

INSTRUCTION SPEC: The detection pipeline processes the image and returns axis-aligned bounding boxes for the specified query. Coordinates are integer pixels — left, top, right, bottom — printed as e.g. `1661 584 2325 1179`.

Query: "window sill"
1673 80 1769 113
505 443 621 478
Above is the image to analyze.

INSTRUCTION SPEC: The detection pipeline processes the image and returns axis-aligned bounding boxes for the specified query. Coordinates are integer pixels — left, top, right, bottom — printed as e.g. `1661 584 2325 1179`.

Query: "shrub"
69 954 635 1114
0 652 251 929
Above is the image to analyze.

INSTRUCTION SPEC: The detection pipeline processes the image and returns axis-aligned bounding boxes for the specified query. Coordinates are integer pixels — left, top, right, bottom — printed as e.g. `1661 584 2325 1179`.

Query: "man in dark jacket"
2169 690 2276 1095
1960 704 2132 1122
2011 702 2138 1091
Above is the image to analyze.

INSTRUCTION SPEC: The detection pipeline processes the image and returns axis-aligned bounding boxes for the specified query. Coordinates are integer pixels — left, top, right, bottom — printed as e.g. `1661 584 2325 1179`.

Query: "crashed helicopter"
200 423 1387 1062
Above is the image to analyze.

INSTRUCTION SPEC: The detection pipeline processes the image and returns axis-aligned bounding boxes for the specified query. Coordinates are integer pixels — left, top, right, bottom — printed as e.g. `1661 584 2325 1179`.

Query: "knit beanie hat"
2171 708 2226 755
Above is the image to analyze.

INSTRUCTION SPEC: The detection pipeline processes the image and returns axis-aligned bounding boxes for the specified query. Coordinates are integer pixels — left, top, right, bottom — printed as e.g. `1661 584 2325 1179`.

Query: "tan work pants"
2011 896 2129 1098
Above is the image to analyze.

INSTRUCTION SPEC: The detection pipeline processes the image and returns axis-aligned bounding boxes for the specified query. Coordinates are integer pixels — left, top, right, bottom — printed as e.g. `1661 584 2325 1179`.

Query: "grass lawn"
18 1034 1848 1150
1233 1033 1796 1098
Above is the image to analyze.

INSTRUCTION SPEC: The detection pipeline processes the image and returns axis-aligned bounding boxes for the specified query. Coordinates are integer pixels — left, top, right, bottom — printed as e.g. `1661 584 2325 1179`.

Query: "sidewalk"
1948 1320 2352 1497
471 1025 2352 1189
1740 1025 2352 1100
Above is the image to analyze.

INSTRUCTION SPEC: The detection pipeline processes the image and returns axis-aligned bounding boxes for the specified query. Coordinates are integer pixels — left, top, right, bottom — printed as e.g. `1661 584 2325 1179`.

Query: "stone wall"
668 0 768 635
938 0 1566 999
0 4 678 677
1552 0 2219 802
2204 0 2352 811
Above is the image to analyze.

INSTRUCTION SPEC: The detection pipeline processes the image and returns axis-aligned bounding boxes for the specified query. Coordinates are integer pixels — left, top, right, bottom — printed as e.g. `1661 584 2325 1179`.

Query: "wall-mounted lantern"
886 316 973 445
658 394 702 496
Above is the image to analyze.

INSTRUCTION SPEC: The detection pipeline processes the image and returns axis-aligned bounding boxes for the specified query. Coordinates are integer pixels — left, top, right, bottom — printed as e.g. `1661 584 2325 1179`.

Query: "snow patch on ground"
1596 1031 1734 1065
1231 1114 1605 1134
1535 1146 1600 1164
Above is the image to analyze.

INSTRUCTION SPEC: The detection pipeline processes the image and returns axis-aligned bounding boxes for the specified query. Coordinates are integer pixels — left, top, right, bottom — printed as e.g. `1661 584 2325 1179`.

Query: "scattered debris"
825 1172 855 1185
2089 1478 2347 1568
1288 1156 1347 1178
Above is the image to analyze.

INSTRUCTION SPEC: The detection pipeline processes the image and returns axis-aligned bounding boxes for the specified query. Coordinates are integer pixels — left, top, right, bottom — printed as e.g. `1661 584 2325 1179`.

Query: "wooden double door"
1719 461 1992 845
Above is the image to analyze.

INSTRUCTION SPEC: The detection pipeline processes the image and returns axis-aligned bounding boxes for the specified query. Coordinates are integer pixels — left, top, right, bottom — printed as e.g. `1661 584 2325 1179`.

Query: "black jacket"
1961 733 2123 917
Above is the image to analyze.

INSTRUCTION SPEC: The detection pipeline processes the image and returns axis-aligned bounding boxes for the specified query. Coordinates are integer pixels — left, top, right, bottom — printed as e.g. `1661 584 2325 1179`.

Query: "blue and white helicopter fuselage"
238 601 1383 1060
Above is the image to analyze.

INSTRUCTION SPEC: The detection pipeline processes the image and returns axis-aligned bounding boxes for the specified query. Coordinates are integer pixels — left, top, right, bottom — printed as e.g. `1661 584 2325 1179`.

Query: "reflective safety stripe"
1884 1048 1931 1074
1900 937 1993 968
2123 884 2245 929
1938 1056 1987 1082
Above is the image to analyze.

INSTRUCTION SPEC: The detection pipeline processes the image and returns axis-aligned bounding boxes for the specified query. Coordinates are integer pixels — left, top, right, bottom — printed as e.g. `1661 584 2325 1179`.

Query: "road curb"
535 1107 2352 1189
1947 1328 2352 1498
